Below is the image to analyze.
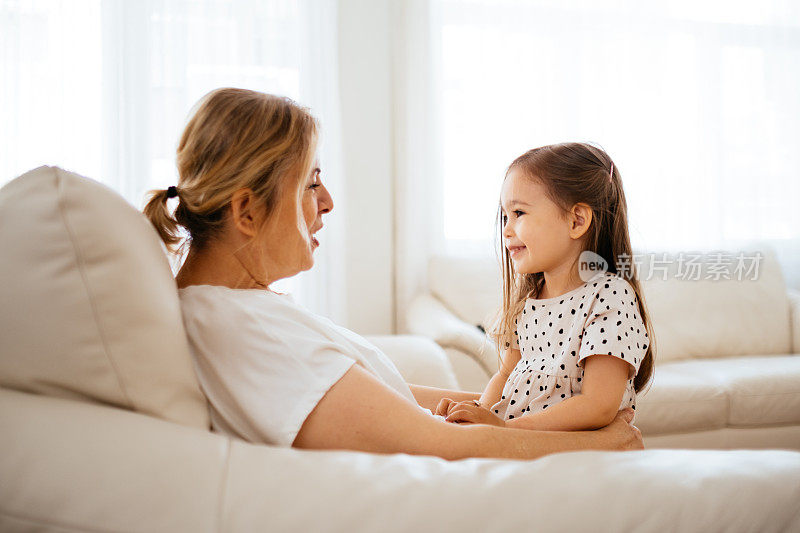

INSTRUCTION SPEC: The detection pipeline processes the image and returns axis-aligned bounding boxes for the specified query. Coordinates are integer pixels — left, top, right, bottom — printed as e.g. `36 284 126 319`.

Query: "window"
1 0 342 315
438 0 800 253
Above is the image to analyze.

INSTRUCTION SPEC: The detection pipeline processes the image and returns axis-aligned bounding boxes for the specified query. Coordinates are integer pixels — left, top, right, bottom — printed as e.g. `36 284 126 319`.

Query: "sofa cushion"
367 335 459 390
3 387 800 532
636 355 800 435
655 355 800 427
426 246 792 364
634 363 729 435
0 166 209 428
638 247 792 362
428 255 501 329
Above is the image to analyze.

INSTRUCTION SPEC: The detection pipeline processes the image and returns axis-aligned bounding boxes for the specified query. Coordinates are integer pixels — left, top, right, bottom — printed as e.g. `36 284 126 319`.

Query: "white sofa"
408 249 800 450
2 166 800 532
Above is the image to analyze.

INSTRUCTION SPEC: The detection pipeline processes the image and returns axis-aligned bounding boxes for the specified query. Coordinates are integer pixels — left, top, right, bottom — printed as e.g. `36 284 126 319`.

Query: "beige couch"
2 166 800 532
408 249 800 450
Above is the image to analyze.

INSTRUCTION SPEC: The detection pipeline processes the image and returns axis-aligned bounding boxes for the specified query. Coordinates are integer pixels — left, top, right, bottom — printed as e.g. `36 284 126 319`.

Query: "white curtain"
433 0 800 253
0 0 345 319
392 0 800 328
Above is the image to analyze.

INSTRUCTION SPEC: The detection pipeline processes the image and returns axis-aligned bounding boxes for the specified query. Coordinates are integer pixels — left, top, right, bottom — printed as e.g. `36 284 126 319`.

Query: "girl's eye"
308 183 321 190
513 210 525 217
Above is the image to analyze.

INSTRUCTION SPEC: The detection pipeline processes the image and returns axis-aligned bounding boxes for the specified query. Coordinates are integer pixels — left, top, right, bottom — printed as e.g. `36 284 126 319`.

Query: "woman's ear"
568 203 593 240
230 188 259 238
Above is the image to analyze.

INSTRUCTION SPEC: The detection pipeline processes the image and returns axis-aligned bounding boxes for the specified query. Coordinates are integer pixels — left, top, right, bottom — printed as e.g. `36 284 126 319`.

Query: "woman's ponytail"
143 188 183 253
140 88 317 259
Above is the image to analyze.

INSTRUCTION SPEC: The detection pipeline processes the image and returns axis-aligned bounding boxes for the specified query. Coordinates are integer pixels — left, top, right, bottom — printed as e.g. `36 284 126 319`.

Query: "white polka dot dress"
490 271 649 422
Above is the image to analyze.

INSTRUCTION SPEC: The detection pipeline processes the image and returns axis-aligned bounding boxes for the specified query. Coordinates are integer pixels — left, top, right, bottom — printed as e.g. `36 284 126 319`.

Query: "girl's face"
500 167 576 275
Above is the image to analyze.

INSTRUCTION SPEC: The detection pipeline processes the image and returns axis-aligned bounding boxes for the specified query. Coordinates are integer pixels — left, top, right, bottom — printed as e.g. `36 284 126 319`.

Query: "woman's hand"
434 397 457 417
444 400 506 427
599 408 644 451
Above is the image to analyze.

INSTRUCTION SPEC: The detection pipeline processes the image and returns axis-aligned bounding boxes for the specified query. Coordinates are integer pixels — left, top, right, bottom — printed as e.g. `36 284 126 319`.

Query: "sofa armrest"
406 293 499 375
788 289 800 354
366 335 459 389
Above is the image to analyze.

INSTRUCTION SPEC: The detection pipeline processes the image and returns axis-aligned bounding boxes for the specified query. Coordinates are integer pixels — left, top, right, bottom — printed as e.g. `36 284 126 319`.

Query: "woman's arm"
292 363 642 460
506 354 632 431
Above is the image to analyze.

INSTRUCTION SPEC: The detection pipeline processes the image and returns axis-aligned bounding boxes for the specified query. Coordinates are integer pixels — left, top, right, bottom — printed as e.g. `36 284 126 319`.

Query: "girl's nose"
502 220 513 239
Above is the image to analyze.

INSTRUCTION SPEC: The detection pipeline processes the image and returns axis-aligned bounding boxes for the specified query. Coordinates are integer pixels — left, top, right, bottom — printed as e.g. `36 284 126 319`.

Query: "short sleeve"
577 276 649 379
510 314 521 350
180 287 357 447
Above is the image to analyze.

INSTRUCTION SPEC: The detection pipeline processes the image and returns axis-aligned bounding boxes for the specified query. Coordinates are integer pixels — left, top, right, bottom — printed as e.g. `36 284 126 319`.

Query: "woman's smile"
310 222 324 248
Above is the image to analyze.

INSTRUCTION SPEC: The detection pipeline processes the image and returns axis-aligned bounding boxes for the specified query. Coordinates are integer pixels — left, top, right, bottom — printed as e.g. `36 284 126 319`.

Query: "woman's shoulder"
179 284 294 308
178 284 315 332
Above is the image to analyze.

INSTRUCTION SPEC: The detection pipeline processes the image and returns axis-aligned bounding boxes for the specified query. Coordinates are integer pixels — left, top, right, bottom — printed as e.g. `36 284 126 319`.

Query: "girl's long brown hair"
489 142 654 393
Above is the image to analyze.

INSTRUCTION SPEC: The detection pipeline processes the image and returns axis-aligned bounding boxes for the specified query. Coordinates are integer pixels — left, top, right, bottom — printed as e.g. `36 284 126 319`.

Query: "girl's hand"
434 398 484 418
444 401 506 427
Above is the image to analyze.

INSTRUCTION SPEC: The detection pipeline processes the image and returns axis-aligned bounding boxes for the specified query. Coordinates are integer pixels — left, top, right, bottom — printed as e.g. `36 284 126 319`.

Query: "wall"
337 0 395 334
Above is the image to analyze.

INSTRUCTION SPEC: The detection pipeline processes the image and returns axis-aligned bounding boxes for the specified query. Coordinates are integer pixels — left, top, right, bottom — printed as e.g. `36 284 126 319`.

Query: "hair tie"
166 186 179 199
609 163 614 183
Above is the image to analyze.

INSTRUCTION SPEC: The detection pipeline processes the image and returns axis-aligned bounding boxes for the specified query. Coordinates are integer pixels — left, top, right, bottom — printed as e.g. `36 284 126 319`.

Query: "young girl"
443 142 654 431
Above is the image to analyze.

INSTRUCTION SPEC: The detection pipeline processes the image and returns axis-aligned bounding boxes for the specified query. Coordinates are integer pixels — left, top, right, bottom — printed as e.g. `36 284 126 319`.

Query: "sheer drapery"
0 0 344 318
5 1 800 331
435 0 800 253
391 0 800 330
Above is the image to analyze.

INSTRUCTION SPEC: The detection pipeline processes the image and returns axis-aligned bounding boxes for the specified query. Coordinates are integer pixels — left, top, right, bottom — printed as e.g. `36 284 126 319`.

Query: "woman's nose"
318 184 333 214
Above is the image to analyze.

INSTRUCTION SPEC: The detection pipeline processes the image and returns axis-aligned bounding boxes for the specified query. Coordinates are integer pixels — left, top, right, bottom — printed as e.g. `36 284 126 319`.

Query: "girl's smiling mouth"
508 245 526 257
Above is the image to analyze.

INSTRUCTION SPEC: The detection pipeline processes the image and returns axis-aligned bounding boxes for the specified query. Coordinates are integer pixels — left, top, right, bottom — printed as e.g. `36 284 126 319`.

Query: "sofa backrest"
428 245 792 363
0 166 210 428
634 247 791 362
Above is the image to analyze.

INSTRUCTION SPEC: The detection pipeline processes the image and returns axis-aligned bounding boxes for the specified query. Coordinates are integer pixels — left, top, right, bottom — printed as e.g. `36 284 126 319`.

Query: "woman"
143 87 642 460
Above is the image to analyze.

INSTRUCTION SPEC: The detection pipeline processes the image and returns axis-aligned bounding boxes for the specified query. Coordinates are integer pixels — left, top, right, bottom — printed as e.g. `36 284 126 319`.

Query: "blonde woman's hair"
143 87 318 258
488 142 655 394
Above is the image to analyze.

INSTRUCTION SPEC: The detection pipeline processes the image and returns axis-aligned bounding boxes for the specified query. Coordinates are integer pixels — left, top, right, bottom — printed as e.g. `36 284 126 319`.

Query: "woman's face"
298 164 333 269
258 162 334 282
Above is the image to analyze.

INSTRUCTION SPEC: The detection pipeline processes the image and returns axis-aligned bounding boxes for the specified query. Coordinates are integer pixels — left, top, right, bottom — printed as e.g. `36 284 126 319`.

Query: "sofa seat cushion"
635 364 728 435
4 387 800 533
656 355 800 427
637 355 800 435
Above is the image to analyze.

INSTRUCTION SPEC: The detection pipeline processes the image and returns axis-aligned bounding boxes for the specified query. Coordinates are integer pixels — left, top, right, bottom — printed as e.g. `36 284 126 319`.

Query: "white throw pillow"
0 166 209 428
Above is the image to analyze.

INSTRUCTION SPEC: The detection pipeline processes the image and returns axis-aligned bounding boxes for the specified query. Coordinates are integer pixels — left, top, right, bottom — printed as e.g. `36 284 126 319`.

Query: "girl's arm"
505 354 632 431
408 384 481 412
479 347 521 406
410 347 522 413
293 363 643 460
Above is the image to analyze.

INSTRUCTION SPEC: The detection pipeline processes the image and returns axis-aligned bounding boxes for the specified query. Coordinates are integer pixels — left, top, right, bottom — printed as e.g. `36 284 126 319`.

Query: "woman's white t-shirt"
178 285 429 447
